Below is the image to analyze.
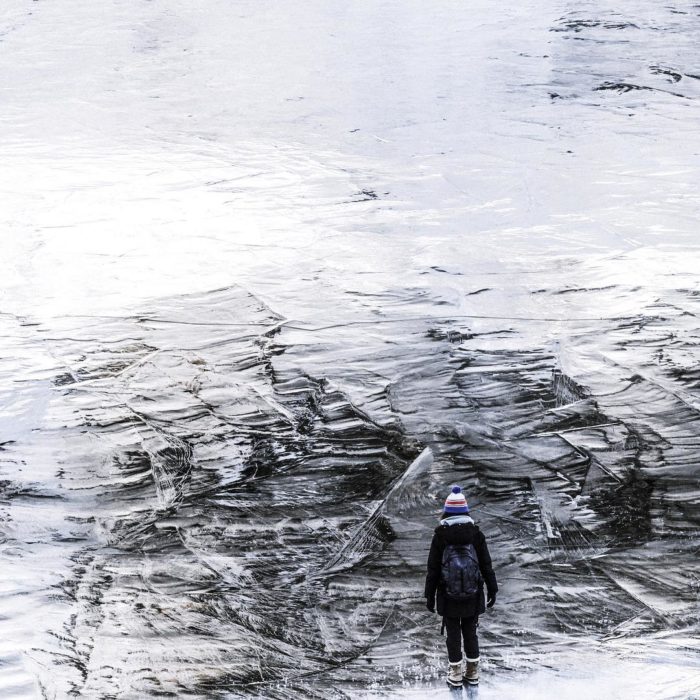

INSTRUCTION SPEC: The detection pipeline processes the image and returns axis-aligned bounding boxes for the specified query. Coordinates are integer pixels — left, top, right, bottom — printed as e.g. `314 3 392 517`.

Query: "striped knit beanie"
444 485 469 514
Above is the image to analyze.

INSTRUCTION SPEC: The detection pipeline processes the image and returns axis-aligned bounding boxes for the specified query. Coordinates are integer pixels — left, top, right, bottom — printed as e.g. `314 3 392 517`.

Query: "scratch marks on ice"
1 282 699 696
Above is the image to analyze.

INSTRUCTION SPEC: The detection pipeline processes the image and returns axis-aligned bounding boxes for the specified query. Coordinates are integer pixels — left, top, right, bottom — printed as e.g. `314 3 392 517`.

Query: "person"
424 486 498 687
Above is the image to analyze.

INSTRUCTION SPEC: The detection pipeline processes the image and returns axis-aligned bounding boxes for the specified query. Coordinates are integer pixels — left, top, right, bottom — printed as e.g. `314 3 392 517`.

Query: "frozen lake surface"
1 0 699 697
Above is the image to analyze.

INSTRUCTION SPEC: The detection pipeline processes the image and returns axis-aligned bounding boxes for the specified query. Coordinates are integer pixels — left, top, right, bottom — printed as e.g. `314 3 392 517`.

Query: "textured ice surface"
1 0 699 697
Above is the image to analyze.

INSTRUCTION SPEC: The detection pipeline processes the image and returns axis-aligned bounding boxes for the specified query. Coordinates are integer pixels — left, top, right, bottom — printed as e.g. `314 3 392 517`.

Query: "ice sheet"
0 0 699 697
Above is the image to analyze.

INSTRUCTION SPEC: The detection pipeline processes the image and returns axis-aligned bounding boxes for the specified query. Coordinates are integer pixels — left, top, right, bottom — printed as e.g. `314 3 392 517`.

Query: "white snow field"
1 0 699 698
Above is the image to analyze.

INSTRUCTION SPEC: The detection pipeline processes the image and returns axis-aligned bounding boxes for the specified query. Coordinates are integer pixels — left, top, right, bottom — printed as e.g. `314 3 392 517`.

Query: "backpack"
441 543 483 600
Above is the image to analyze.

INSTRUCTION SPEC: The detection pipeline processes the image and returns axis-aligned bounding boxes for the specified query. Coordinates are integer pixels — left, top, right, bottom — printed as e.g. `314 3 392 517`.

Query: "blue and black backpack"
441 543 483 600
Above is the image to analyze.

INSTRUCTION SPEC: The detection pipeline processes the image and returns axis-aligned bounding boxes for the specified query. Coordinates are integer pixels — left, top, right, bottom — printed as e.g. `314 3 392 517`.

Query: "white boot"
447 660 463 687
464 657 479 685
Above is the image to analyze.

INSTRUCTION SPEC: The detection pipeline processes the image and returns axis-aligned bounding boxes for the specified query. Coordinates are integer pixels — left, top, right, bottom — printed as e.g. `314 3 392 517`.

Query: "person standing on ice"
424 486 498 688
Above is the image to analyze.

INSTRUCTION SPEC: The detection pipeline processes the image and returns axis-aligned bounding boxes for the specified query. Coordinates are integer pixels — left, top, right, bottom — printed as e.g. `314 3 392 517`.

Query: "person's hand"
486 592 496 609
426 599 435 613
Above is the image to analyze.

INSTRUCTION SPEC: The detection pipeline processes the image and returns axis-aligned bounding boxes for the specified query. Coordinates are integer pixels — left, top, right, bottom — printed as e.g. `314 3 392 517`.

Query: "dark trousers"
445 615 479 662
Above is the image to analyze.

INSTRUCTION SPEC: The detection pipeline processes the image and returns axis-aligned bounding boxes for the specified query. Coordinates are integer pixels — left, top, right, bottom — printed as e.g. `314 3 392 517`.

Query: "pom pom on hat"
444 485 469 514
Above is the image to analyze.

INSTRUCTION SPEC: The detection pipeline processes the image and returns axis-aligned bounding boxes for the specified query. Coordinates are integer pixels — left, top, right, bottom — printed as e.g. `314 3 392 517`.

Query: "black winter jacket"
424 519 498 618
